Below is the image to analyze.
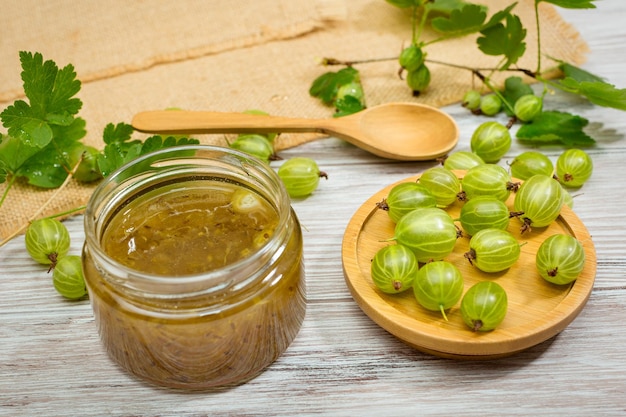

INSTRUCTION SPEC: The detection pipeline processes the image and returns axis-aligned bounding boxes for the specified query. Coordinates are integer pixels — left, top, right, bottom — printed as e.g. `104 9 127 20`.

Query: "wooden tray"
342 173 596 360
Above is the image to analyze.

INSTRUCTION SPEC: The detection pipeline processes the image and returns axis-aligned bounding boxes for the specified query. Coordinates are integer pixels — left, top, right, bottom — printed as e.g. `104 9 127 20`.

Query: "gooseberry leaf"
96 122 200 177
0 51 82 148
558 78 626 110
0 160 7 184
558 62 605 83
477 13 526 70
17 117 87 188
427 0 481 15
538 0 597 9
516 110 595 146
430 4 487 36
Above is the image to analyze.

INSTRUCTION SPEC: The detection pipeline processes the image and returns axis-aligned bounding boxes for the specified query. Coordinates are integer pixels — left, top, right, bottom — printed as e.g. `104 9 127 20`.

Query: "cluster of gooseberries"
398 44 430 96
227 110 328 199
371 144 591 332
463 90 543 123
24 218 87 300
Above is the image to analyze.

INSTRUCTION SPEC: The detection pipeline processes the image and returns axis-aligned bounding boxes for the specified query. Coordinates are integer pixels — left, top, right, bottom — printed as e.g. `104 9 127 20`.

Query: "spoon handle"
132 110 336 135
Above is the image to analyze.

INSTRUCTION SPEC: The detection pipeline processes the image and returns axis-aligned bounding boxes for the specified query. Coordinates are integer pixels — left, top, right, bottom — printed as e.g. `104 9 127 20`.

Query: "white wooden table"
2 3 626 416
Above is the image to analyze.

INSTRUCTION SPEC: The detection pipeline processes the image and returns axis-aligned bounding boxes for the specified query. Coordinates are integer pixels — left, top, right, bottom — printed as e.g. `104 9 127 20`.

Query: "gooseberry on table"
393 207 458 263
460 281 508 332
514 174 564 233
229 134 275 163
509 151 554 180
457 196 511 237
442 151 484 171
277 157 327 198
417 166 460 207
25 218 71 269
370 244 419 294
555 148 593 188
459 163 518 202
464 228 521 273
413 261 464 321
377 182 437 223
470 121 512 163
52 255 87 300
536 234 585 285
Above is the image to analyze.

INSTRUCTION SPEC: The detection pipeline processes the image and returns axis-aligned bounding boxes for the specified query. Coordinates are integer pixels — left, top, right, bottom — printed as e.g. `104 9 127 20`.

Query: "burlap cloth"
0 0 588 240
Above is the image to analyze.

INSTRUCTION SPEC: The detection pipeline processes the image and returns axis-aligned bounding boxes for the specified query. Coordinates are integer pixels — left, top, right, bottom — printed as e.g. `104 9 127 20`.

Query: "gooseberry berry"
514 94 543 122
398 44 425 72
413 261 464 321
480 94 502 116
371 244 419 294
277 157 327 198
406 64 431 96
393 207 458 263
514 174 563 233
229 134 275 163
509 151 554 180
69 144 103 183
377 182 437 223
443 151 485 171
460 281 508 332
464 228 521 273
536 234 585 285
470 121 511 163
25 218 71 269
459 164 518 202
555 149 593 188
458 196 510 236
462 90 481 111
52 255 87 300
418 167 461 207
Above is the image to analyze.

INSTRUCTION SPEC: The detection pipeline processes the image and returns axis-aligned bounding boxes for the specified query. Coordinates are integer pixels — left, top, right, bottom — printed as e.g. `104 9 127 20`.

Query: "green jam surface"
102 180 279 275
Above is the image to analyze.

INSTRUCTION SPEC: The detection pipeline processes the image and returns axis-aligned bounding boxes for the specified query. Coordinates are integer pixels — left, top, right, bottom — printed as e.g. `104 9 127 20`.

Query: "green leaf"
0 160 7 184
17 117 87 188
482 3 518 31
427 0 484 15
558 62 605 83
558 78 626 110
431 4 487 36
0 100 53 147
516 110 595 146
0 133 40 173
309 67 360 105
477 13 526 69
538 0 597 9
102 122 135 145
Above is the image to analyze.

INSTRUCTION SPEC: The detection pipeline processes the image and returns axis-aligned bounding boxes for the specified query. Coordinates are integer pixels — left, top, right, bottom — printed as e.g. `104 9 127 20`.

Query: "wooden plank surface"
1 2 626 416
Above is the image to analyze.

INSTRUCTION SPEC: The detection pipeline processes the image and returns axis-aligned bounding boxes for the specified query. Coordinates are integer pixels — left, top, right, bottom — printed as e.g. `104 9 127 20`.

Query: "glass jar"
82 145 306 390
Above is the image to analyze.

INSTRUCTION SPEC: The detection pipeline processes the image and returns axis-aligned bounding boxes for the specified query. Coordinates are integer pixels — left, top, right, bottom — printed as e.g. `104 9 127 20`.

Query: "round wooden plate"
342 172 596 359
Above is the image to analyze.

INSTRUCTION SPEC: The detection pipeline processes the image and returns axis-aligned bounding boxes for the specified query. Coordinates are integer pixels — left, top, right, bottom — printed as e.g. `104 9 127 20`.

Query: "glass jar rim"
83 144 293 296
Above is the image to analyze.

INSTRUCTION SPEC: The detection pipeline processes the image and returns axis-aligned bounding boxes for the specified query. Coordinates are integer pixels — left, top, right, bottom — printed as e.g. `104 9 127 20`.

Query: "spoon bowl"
132 102 459 161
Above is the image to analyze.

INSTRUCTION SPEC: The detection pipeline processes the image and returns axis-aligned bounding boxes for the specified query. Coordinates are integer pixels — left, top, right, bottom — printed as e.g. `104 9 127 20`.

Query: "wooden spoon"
131 102 459 161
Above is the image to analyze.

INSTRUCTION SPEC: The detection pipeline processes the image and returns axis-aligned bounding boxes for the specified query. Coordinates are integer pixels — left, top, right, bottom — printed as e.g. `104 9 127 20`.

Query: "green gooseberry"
393 207 458 263
413 261 464 321
470 121 511 163
464 228 521 273
555 148 593 188
461 281 508 332
509 151 554 180
535 234 585 285
514 94 543 122
480 94 502 116
370 244 419 294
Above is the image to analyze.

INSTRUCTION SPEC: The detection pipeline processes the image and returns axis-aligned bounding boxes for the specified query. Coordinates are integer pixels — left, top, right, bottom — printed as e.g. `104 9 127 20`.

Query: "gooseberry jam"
82 146 306 389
